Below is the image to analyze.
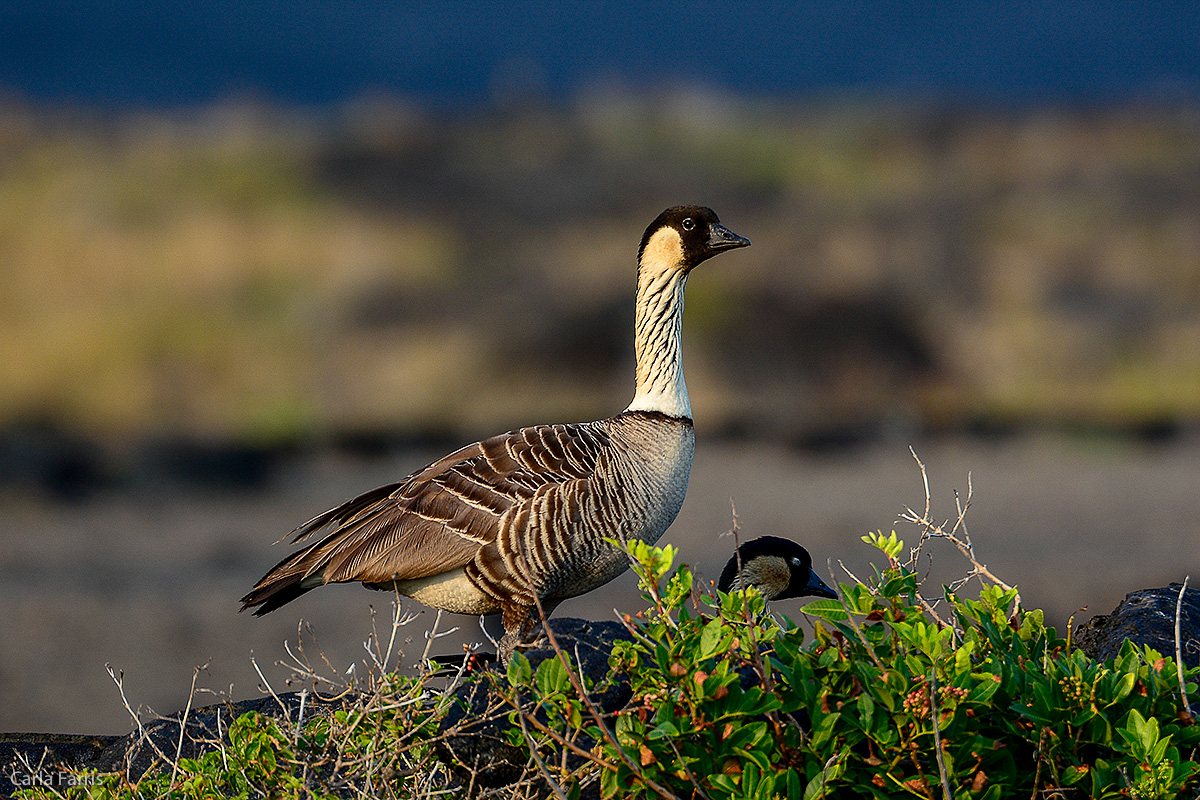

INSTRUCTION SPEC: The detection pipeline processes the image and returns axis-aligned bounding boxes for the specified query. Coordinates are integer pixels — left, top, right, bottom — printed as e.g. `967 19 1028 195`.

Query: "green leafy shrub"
506 535 1199 799
16 533 1199 799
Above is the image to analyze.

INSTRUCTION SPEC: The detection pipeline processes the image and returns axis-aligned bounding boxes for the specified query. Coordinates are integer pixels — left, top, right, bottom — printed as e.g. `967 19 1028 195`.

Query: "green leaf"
786 768 804 799
699 617 727 660
809 711 841 750
507 650 533 687
968 674 1002 704
862 530 904 560
735 746 772 772
649 720 679 739
1110 671 1136 703
1061 765 1090 785
535 652 574 696
1119 708 1159 757
856 693 875 728
803 752 845 800
803 598 848 621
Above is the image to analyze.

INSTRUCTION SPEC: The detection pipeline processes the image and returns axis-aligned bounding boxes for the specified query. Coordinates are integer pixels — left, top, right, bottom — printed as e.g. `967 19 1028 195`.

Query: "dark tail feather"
240 546 322 615
245 481 405 614
240 577 313 616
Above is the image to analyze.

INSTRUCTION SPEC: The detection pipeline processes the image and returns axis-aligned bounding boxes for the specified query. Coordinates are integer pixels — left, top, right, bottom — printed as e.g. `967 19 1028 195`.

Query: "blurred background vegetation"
2 97 1199 497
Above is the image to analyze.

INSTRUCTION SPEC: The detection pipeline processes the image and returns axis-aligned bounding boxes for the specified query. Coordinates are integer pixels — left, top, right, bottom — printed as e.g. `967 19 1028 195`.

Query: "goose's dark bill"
779 561 836 601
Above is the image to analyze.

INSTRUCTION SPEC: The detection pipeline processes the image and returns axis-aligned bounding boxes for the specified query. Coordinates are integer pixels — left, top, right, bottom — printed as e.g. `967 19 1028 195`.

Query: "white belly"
392 568 499 616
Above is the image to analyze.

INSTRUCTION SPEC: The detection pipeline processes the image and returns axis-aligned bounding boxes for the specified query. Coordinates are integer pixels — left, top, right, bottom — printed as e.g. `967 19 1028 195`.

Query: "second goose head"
719 536 837 601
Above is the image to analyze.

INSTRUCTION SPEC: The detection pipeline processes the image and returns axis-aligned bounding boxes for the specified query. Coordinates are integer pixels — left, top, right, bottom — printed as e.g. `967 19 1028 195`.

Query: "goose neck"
626 271 691 419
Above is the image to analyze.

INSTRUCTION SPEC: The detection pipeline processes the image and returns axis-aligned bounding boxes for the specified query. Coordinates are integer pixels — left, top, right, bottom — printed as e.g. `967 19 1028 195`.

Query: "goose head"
637 206 750 279
718 536 836 601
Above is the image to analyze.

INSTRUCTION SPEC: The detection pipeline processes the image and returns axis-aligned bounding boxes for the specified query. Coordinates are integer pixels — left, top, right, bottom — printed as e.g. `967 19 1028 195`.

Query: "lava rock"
1075 583 1200 668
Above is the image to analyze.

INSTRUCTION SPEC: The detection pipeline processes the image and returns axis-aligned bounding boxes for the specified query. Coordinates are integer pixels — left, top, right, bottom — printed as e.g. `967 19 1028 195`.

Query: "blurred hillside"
1 96 1199 493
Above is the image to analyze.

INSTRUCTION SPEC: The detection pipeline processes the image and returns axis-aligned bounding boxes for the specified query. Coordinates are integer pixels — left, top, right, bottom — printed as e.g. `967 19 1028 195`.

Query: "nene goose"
241 206 750 662
718 536 836 601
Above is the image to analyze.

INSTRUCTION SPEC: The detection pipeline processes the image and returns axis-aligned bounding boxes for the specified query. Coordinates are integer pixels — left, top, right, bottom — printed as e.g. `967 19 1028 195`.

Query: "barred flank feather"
241 207 749 662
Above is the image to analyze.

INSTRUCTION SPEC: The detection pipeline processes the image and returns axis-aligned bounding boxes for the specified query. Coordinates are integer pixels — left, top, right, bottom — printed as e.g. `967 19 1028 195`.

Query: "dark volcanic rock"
1075 583 1200 668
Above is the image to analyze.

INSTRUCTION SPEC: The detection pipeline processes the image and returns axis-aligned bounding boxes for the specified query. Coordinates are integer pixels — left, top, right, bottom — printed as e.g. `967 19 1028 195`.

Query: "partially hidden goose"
241 206 751 662
718 536 837 601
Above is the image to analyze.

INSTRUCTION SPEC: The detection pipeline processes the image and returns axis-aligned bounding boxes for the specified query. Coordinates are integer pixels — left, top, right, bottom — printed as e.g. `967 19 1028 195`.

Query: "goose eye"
681 218 695 231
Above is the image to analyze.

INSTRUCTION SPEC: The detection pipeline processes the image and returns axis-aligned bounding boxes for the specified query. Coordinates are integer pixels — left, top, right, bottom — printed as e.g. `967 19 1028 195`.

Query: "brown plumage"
241 206 750 661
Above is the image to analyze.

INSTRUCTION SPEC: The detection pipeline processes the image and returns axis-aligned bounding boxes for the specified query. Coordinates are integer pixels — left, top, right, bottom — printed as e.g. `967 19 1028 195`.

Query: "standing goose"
718 536 836 601
241 206 750 662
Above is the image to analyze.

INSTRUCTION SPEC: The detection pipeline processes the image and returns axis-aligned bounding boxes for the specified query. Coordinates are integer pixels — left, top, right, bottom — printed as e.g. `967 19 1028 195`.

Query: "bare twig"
901 448 1017 609
613 607 663 650
169 662 208 788
663 735 712 800
504 698 616 770
813 752 843 799
250 652 291 722
720 504 777 696
419 608 445 666
1030 727 1049 800
105 663 173 769
839 589 890 674
516 709 571 800
526 580 683 800
719 498 744 589
835 558 865 589
1117 765 1142 800
105 663 149 741
927 669 954 800
1176 577 1194 720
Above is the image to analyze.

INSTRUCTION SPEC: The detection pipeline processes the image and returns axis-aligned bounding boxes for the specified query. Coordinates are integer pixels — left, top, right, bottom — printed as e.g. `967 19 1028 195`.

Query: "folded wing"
239 422 610 615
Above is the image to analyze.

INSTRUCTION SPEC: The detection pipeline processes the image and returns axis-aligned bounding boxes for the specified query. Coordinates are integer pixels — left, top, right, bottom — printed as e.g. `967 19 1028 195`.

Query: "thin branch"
927 668 955 800
1030 727 1048 800
419 609 446 666
901 449 1017 606
1176 577 1194 720
720 498 744 591
106 663 174 770
169 662 208 788
663 735 712 800
826 572 889 674
516 709 571 800
613 607 663 651
503 696 616 770
250 652 291 722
